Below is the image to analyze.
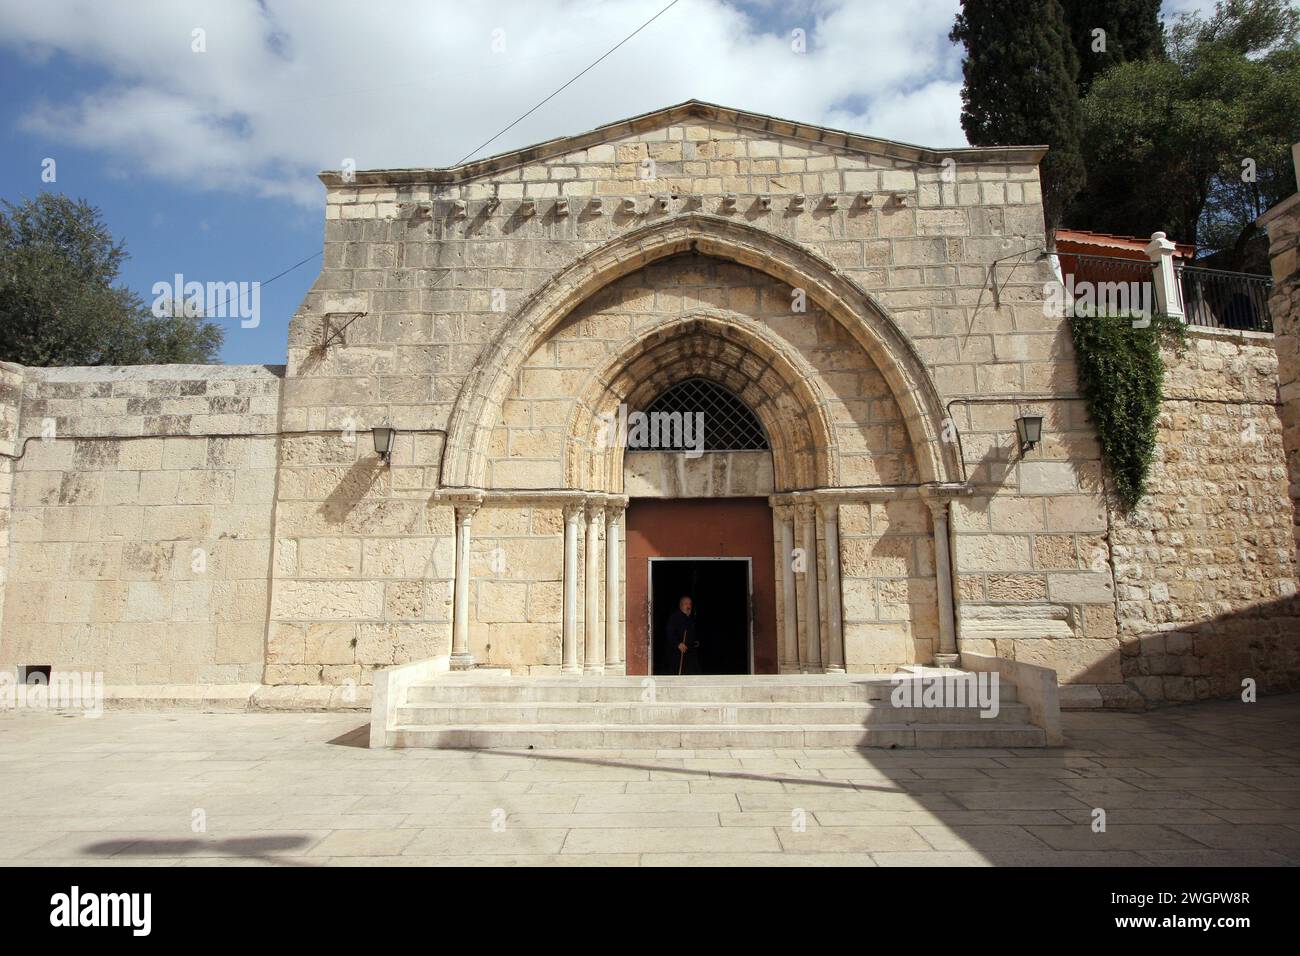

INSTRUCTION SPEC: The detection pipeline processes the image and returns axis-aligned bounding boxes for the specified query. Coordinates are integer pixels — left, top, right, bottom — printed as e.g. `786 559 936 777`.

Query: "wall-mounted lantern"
372 422 396 464
1015 414 1043 455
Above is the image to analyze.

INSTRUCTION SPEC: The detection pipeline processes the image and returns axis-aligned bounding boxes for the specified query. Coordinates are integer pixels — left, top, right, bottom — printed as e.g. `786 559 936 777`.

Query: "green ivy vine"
1067 310 1186 514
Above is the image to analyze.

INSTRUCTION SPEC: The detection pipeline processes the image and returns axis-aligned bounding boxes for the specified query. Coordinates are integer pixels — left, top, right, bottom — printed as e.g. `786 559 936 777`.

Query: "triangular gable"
319 99 1047 187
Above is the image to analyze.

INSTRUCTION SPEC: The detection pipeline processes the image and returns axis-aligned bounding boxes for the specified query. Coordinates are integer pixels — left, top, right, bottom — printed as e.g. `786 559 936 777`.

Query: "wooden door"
624 497 777 675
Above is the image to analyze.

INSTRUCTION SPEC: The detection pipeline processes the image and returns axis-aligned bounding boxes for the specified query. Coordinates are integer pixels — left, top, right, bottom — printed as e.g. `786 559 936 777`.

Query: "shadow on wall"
1062 591 1300 710
318 455 386 525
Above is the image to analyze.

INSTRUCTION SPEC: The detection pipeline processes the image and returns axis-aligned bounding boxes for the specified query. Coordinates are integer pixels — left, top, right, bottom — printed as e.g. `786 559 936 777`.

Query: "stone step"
394 700 1031 726
403 676 1019 705
386 722 1048 749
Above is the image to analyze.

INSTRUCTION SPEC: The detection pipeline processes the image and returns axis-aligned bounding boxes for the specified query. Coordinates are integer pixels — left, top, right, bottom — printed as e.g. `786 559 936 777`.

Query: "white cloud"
0 0 974 205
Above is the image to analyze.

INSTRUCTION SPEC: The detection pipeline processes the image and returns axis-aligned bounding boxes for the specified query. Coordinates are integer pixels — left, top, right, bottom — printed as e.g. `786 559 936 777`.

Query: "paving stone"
915 825 1054 851
1 702 1298 866
402 827 570 856
776 826 931 853
1025 824 1206 851
308 828 421 856
561 827 782 854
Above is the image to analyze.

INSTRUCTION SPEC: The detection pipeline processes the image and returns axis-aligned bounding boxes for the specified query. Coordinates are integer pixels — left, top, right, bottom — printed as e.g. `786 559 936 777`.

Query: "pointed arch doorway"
617 375 779 676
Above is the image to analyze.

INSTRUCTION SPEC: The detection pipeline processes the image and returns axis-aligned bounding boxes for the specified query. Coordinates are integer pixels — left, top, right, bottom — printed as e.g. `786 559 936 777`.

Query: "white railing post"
1145 231 1185 322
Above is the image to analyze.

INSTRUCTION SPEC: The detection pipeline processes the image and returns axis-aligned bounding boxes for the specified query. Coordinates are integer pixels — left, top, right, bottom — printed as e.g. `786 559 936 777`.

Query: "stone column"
819 500 845 673
561 502 583 676
800 503 823 672
925 496 960 668
450 497 481 670
604 503 625 675
584 502 605 675
777 505 800 673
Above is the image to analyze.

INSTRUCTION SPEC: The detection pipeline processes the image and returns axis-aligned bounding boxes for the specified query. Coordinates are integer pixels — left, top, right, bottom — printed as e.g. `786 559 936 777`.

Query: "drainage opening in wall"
19 665 52 684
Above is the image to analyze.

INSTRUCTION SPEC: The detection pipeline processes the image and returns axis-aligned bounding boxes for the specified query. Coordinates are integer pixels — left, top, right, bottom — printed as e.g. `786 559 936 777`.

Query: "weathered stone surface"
0 106 1295 706
1105 332 1300 704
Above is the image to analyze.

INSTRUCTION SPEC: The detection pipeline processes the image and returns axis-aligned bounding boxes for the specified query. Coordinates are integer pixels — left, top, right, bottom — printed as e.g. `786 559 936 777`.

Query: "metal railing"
1055 253 1158 320
1060 252 1158 284
1177 265 1274 333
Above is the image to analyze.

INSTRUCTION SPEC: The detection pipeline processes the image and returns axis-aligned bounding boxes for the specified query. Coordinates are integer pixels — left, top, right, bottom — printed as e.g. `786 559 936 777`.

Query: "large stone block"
1046 570 1115 604
272 580 384 620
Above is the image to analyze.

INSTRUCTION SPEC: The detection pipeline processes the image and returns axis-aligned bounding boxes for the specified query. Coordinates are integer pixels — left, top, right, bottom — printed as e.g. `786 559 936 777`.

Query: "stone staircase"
375 671 1049 749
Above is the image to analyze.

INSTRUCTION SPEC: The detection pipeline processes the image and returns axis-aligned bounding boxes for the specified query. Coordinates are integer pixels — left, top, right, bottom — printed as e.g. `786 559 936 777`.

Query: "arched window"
628 378 769 452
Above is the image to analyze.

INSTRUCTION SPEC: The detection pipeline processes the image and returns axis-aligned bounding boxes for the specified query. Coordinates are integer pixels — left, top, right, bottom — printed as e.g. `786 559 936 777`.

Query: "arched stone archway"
563 310 838 493
441 213 959 492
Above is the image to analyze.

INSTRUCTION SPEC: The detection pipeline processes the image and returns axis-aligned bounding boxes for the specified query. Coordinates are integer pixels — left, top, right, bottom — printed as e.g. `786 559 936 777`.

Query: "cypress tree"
1062 0 1164 94
950 0 1087 237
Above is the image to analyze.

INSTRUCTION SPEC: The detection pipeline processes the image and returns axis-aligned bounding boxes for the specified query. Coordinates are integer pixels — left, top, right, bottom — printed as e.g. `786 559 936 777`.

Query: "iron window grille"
630 378 769 452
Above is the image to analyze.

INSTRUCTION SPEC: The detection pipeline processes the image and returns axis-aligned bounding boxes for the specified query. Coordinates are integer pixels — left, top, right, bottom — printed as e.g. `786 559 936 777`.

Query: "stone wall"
2 106 1295 700
839 499 939 670
302 112 1055 461
491 255 918 488
286 109 1062 679
0 362 22 642
266 435 455 686
949 390 1116 677
949 326 1299 709
0 365 282 686
1086 330 1299 707
623 450 774 498
467 502 579 673
1259 192 1300 559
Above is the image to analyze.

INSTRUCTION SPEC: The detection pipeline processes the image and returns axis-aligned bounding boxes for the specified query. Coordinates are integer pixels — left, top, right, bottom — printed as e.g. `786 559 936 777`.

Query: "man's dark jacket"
666 609 701 674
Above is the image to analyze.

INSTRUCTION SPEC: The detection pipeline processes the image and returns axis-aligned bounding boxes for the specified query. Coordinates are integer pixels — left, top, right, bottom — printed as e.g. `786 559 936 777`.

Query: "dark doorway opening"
650 559 750 675
624 497 777 675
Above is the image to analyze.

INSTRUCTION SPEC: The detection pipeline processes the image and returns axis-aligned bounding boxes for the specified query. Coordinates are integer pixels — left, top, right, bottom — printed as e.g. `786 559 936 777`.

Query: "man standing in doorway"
666 595 701 674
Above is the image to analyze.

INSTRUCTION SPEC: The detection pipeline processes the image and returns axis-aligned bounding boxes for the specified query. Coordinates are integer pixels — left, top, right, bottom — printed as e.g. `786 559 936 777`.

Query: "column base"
449 653 476 671
560 665 582 677
604 663 626 676
824 665 846 674
583 664 605 676
933 653 961 668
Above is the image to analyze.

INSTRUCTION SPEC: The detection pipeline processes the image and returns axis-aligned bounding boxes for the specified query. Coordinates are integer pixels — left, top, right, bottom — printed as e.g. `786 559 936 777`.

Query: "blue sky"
0 0 1214 366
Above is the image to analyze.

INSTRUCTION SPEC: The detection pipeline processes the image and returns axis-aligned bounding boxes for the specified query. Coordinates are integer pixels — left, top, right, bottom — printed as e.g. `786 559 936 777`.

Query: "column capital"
563 500 585 521
922 497 950 521
917 486 957 520
585 500 606 522
447 490 483 521
1144 230 1177 259
816 499 840 522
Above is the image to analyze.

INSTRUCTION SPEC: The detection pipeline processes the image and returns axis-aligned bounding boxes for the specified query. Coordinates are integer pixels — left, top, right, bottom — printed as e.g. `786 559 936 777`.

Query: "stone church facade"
2 102 1297 710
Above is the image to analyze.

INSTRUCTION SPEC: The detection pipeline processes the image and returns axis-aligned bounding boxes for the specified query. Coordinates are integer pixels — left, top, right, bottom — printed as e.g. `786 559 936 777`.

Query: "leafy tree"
1070 0 1300 267
951 0 1088 236
1063 0 1164 94
0 193 223 367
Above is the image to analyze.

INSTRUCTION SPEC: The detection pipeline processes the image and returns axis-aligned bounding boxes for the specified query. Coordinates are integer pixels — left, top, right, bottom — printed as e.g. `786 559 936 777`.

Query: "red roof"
1054 228 1195 260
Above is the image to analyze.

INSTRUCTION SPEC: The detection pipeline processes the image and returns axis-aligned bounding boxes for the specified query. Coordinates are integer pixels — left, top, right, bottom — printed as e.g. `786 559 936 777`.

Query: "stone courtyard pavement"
2 694 1298 867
